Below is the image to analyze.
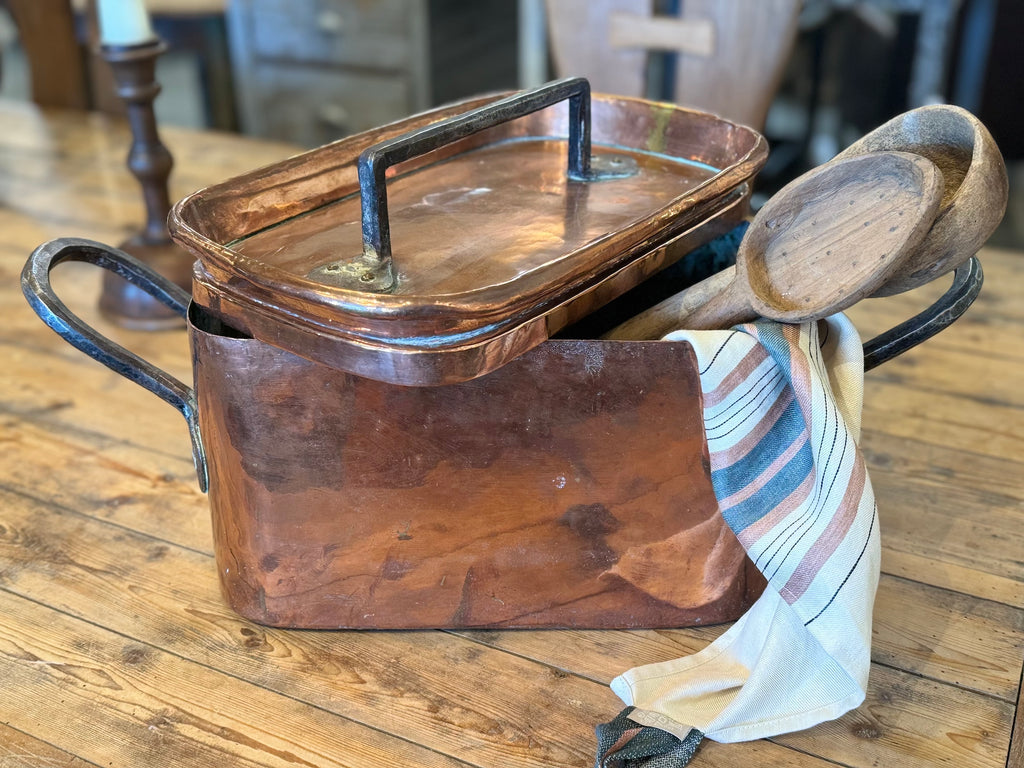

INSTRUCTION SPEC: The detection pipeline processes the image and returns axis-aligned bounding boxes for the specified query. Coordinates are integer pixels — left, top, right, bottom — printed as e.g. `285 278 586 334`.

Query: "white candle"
97 0 157 46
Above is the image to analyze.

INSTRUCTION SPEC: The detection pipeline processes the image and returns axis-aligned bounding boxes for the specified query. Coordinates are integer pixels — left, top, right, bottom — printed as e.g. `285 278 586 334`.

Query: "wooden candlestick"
98 39 192 329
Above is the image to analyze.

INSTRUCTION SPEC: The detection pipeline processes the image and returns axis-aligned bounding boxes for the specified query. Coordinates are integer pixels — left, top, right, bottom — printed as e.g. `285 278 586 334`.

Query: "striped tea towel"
598 314 879 766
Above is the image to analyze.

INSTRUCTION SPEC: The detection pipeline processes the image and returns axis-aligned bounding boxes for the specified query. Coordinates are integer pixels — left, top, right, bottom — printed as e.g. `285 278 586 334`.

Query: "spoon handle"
603 266 741 339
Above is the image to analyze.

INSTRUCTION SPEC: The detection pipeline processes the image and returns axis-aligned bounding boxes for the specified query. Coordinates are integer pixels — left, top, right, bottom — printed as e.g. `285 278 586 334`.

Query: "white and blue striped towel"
609 314 879 749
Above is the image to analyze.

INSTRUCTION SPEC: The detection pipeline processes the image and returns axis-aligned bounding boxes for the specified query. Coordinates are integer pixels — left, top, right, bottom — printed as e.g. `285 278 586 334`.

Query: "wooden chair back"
1 0 91 109
544 0 801 130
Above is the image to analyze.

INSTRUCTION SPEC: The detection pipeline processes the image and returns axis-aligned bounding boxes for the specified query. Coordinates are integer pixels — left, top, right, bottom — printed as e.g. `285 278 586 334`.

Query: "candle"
97 0 157 46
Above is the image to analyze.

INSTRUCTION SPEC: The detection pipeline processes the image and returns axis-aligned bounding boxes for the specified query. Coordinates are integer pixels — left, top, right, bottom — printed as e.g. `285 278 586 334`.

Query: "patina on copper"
190 303 766 629
170 78 767 385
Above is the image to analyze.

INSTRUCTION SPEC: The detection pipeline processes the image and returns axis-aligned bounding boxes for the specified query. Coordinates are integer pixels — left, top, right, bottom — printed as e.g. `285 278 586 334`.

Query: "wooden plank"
871 576 1024 702
865 349 1024 411
0 485 1014 768
775 665 1012 768
862 384 1022 464
861 430 1024 506
874 473 1024 585
0 417 210 554
0 590 473 768
0 721 98 767
453 574 1024 703
882 549 1024 611
857 302 1024 362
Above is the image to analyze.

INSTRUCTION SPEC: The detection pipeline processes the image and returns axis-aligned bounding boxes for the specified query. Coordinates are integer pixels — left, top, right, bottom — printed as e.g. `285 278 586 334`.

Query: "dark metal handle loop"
863 256 983 371
360 77 592 269
20 238 208 491
308 78 624 292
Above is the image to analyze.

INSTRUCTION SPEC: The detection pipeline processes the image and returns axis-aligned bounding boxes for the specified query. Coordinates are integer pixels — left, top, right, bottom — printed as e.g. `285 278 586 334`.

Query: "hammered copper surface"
191 311 765 629
171 91 765 385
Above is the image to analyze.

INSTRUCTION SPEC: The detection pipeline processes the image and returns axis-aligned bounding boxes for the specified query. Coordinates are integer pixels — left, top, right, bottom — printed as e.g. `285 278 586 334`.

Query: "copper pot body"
190 304 765 629
27 81 774 629
173 84 770 627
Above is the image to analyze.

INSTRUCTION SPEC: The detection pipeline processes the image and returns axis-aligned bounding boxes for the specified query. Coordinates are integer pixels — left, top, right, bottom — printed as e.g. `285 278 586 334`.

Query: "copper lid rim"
171 85 767 384
169 93 766 318
175 172 756 325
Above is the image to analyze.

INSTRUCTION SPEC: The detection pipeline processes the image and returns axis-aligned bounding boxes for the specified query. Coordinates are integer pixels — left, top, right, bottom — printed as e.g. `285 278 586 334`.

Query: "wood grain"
0 722 94 768
0 102 1020 767
835 104 1009 297
0 469 1013 768
0 591 474 768
776 665 1013 768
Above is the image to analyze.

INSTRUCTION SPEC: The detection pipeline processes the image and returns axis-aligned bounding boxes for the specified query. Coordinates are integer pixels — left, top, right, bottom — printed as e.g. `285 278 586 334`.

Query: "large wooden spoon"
607 150 944 337
833 104 1007 296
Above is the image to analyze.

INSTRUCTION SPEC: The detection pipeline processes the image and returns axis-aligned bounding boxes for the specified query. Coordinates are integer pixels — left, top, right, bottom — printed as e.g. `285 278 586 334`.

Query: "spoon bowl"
834 104 1007 295
675 150 944 330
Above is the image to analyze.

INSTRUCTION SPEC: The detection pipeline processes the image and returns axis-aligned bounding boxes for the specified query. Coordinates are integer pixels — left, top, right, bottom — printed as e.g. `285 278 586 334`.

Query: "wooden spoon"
606 150 944 338
608 106 1005 339
833 104 1007 296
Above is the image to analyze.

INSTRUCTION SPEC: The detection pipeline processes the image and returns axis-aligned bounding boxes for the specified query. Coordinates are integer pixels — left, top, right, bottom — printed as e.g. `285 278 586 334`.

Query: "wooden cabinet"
226 0 519 146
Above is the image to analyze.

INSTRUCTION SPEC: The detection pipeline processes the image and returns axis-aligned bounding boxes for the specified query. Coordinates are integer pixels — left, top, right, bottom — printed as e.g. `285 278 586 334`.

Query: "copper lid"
170 78 766 385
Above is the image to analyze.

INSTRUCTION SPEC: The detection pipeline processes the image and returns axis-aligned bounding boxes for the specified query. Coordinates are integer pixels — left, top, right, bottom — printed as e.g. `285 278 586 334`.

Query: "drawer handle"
317 103 350 129
316 9 345 33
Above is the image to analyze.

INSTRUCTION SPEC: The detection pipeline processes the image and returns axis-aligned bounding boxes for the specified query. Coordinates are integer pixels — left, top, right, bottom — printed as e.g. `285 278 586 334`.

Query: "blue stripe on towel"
717 437 815 534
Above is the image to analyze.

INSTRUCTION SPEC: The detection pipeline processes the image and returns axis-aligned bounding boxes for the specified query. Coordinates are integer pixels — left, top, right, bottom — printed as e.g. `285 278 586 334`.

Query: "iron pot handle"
863 255 983 371
21 237 208 492
316 76 633 291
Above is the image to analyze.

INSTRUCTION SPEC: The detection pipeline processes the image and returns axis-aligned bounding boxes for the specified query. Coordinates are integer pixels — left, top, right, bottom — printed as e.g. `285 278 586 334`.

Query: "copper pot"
21 80 983 629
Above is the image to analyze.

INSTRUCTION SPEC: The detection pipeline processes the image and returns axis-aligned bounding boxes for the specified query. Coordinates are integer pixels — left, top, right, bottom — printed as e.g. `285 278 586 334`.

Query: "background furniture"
226 0 519 146
543 0 801 130
0 0 234 128
0 0 89 109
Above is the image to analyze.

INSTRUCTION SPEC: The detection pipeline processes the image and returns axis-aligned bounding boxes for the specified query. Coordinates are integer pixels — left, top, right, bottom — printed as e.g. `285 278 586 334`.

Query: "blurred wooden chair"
0 0 92 109
2 0 233 128
544 0 801 130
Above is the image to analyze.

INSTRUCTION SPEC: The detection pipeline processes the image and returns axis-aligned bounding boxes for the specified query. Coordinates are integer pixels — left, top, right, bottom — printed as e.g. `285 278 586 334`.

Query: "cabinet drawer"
246 0 415 70
247 65 411 146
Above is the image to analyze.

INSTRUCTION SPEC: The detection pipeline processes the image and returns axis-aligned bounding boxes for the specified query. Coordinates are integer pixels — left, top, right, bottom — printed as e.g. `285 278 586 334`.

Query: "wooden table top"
0 100 1021 768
